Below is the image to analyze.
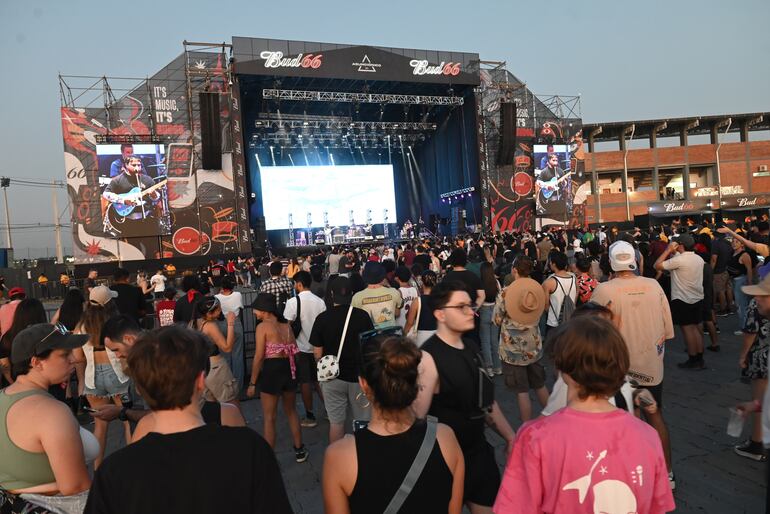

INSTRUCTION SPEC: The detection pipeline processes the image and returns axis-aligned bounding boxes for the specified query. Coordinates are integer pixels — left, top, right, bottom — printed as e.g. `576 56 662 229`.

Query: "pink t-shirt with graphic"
494 408 675 514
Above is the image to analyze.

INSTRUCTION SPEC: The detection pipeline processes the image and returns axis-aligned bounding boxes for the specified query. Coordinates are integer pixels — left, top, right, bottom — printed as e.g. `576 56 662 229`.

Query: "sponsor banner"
721 194 770 210
232 38 480 85
648 199 713 215
693 185 745 198
229 79 251 251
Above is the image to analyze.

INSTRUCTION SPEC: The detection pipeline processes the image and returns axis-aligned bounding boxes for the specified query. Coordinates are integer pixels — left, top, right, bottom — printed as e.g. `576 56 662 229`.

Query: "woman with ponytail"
322 335 464 514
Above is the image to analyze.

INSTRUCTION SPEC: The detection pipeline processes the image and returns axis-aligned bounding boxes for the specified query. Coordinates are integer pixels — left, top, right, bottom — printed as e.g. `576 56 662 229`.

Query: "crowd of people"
1 218 769 513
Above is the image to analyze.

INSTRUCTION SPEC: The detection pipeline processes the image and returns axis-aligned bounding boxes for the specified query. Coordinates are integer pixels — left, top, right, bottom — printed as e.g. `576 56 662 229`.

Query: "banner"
720 194 770 210
61 51 248 263
232 38 480 85
647 199 712 215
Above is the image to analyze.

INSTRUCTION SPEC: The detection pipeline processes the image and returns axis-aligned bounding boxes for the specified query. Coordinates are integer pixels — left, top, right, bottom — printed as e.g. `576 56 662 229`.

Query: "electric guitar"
537 171 574 200
111 179 168 217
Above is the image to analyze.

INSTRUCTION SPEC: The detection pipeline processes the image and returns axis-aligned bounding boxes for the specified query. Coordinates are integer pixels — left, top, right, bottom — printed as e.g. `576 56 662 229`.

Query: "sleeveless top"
547 274 576 327
416 295 437 331
0 389 57 490
199 320 220 356
421 335 486 452
264 324 299 379
348 420 453 514
727 250 748 278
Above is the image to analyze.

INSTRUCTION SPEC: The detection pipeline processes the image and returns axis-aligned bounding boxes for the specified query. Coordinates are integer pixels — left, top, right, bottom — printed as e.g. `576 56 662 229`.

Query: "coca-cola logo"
663 202 694 213
409 59 461 76
259 51 323 69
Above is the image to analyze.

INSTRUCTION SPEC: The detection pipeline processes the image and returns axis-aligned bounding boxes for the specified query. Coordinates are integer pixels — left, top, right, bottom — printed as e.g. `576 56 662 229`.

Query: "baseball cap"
609 241 637 272
743 274 770 297
7 287 25 299
11 323 89 365
329 276 353 304
89 285 118 306
362 262 386 285
675 233 695 250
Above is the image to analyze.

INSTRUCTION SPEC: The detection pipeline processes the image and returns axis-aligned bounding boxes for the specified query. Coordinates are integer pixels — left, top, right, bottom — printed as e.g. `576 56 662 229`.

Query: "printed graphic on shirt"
562 449 640 514
360 294 396 327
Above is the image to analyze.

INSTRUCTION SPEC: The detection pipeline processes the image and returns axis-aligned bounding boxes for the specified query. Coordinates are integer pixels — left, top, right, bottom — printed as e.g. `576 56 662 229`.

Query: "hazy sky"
0 0 768 256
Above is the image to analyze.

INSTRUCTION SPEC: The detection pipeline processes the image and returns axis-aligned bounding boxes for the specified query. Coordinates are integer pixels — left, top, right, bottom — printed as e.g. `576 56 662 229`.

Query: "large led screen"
533 144 571 217
259 164 398 230
96 143 172 238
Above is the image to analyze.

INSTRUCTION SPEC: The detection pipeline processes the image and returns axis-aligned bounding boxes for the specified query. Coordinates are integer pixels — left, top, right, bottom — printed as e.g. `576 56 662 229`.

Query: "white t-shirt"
283 290 327 353
150 273 167 293
215 291 243 317
396 286 419 328
661 251 704 304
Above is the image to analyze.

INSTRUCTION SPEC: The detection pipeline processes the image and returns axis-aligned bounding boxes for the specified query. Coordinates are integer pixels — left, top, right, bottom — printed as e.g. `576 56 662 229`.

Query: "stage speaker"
199 92 222 170
496 101 518 166
254 216 267 248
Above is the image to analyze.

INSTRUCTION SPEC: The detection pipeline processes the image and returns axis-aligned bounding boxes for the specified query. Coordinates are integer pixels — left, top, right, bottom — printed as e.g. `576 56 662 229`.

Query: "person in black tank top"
412 280 516 512
323 336 464 514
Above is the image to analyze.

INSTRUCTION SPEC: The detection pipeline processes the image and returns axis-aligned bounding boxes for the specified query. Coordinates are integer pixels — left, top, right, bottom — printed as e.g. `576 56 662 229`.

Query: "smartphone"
637 392 654 407
352 419 369 432
83 406 97 413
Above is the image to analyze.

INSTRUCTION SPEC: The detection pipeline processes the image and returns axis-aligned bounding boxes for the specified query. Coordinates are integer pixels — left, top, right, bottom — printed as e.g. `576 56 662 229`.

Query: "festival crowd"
2 218 770 513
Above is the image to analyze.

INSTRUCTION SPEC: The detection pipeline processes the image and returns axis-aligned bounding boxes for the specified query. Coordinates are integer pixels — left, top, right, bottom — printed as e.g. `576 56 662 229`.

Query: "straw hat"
504 278 546 327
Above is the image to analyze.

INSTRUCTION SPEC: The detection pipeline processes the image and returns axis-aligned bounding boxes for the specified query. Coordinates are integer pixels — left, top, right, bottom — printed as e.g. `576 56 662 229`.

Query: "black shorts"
463 441 501 507
294 351 318 384
258 358 296 395
638 382 664 408
671 299 703 326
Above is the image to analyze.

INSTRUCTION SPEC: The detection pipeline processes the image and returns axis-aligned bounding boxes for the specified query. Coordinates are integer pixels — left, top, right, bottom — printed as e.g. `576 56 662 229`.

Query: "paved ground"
100 312 766 513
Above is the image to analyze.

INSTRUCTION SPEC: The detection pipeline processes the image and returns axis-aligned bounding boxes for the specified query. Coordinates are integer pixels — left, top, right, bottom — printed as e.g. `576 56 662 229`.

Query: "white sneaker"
734 330 744 336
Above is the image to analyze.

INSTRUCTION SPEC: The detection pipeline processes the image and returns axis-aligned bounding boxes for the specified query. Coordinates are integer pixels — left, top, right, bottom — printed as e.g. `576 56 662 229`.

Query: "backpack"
551 275 576 323
577 274 598 305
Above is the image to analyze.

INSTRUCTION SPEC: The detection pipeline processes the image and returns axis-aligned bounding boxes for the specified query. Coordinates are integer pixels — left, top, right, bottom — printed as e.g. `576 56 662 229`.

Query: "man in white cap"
591 240 677 488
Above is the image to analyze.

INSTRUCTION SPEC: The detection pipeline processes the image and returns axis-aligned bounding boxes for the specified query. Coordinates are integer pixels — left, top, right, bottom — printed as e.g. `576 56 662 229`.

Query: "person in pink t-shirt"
494 316 675 514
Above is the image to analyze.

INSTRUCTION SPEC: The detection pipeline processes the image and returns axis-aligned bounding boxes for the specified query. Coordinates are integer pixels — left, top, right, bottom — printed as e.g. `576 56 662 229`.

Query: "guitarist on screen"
535 152 571 212
102 155 162 222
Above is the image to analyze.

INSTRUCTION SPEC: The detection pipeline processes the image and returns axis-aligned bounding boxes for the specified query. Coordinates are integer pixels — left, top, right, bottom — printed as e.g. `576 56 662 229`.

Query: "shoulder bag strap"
383 416 438 514
336 306 354 361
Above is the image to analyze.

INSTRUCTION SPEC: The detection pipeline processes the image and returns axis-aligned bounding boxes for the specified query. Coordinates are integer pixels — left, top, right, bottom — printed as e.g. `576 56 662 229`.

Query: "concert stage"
59 37 581 266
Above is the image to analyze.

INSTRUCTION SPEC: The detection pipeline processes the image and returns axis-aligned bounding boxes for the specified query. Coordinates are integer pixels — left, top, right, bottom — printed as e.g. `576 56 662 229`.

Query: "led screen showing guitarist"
97 143 171 237
534 146 572 216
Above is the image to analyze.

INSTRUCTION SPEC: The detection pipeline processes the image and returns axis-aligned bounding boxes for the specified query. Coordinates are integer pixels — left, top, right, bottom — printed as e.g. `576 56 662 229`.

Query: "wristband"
249 383 256 387
118 406 129 422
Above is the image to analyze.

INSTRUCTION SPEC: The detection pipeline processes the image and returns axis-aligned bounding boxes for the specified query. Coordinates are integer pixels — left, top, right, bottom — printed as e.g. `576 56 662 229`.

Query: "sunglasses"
39 322 70 344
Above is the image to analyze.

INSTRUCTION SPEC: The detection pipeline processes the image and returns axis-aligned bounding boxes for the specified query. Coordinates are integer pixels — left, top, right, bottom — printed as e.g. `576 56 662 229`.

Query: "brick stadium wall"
583 141 770 223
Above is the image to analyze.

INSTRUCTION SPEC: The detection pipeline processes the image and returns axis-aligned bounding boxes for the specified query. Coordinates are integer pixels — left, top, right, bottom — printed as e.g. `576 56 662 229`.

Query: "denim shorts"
83 363 129 398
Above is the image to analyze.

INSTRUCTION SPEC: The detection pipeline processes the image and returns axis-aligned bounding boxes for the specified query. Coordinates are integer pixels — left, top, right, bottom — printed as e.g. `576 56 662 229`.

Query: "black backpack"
290 295 303 337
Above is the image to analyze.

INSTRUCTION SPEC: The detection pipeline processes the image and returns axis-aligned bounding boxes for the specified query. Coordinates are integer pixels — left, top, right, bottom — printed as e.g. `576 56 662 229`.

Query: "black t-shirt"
309 305 373 382
84 424 292 514
421 334 487 452
104 172 155 196
110 283 146 322
413 253 432 271
173 291 202 324
443 269 483 304
711 237 733 274
209 265 226 287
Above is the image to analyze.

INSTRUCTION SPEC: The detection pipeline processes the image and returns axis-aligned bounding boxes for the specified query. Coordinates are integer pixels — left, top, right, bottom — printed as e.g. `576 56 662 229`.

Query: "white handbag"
317 306 353 382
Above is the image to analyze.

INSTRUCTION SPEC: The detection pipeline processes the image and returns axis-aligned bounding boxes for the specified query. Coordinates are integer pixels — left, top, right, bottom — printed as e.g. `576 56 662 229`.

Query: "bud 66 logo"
260 51 323 69
409 59 461 76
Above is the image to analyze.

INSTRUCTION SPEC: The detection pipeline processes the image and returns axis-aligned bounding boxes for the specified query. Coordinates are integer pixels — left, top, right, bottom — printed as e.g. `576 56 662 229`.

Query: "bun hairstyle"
360 336 421 411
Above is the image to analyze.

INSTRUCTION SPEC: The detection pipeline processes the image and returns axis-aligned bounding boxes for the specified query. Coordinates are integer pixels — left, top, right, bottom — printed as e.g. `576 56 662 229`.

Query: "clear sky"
0 0 768 257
